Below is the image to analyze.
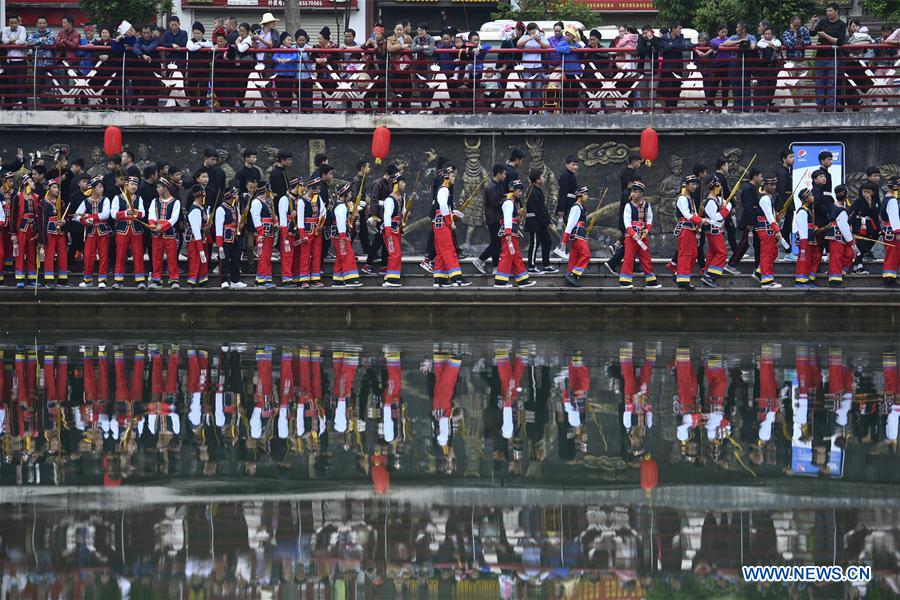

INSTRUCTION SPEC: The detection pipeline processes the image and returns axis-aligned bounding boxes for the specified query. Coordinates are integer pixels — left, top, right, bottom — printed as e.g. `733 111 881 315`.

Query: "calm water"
1 332 899 598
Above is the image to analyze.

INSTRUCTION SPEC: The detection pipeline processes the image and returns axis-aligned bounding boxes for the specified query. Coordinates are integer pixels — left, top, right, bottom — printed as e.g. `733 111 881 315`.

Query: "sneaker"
137 282 147 290
677 282 695 291
552 245 569 260
751 271 761 283
419 259 434 273
782 253 798 262
221 281 230 288
603 262 617 275
345 280 363 287
565 273 581 287
794 282 811 289
312 281 324 288
828 281 842 288
619 282 634 289
360 264 376 275
700 275 718 288
541 265 559 274
148 281 160 289
112 283 121 290
453 278 472 287
15 282 24 289
170 282 180 289
98 282 107 289
262 282 277 289
232 281 248 289
527 266 540 274
472 258 487 274
494 282 512 288
852 265 869 275
645 281 662 288
761 281 783 289
518 279 537 288
723 264 740 275
382 281 402 287
78 281 89 288
433 282 448 288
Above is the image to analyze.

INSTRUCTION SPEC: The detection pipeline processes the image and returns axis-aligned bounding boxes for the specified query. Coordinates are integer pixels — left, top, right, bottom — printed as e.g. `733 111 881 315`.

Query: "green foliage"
79 0 174 29
654 0 817 36
491 0 599 28
867 0 900 25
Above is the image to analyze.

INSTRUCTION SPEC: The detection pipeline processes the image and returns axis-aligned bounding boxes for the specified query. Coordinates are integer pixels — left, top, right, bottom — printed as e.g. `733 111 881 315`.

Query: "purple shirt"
710 36 731 61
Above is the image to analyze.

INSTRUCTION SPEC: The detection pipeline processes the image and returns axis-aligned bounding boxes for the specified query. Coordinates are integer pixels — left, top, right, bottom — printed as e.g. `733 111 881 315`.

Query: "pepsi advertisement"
789 142 845 200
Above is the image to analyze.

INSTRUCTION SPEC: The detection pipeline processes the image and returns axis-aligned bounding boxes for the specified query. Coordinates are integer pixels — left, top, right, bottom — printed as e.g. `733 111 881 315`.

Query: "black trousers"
357 220 372 256
725 217 738 254
728 224 760 269
221 241 242 284
528 229 551 268
366 228 385 266
608 234 642 273
478 221 501 264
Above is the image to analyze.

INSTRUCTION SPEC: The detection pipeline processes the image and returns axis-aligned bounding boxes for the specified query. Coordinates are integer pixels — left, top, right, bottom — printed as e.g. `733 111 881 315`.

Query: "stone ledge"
4 109 899 133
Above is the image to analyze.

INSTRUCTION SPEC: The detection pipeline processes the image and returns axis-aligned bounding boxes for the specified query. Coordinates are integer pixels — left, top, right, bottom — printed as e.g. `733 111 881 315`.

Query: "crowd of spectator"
2 3 900 112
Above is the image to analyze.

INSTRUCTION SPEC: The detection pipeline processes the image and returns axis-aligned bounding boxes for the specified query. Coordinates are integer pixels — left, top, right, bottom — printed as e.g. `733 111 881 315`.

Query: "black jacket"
636 35 663 72
811 185 832 228
775 165 792 212
617 188 631 234
503 164 519 194
619 166 636 193
483 180 504 224
525 184 549 232
236 165 263 195
737 182 760 229
269 165 290 202
557 169 578 217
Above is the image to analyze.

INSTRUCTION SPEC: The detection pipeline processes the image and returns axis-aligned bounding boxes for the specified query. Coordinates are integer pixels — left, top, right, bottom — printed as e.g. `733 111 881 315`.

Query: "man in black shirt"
605 174 643 274
774 150 794 255
102 154 122 201
121 150 141 178
473 164 507 274
620 154 641 193
555 155 579 231
850 181 879 269
811 4 846 110
362 163 397 273
726 168 762 273
525 169 555 273
196 147 226 208
817 150 834 193
235 148 262 195
713 157 738 265
503 148 524 194
139 165 159 251
268 149 293 203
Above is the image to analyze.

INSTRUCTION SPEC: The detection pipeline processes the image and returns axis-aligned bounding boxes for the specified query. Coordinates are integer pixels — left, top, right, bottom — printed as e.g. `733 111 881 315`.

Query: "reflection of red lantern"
640 127 658 167
371 454 390 494
104 126 122 157
640 454 658 496
371 126 391 165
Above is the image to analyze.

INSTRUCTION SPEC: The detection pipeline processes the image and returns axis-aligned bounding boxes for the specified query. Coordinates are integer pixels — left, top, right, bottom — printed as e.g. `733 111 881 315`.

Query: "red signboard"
182 0 358 8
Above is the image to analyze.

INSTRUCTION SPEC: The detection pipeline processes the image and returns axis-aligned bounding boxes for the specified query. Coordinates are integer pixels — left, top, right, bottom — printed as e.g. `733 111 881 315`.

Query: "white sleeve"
134 196 145 219
0 199 5 223
837 211 853 242
277 195 289 224
237 37 251 53
189 209 203 240
888 198 900 231
793 209 808 241
760 195 776 224
215 206 225 237
335 204 347 234
250 199 262 228
110 196 121 217
623 203 632 230
169 200 181 225
296 198 305 225
437 187 451 216
502 199 514 231
646 204 653 226
676 195 692 219
98 198 110 221
76 199 88 215
704 199 721 224
148 199 158 222
319 199 326 215
564 205 579 235
383 197 395 223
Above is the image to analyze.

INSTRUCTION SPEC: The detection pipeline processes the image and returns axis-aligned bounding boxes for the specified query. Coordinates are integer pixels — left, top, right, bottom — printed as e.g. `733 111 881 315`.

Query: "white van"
466 20 699 46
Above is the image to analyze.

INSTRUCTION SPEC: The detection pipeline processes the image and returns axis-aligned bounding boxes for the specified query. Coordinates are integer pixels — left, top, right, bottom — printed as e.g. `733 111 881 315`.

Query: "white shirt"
436 186 451 216
564 203 581 235
110 194 145 221
885 195 900 232
214 204 227 238
250 197 267 229
2 26 28 60
834 209 852 242
383 195 398 226
793 207 810 241
148 196 181 230
277 194 293 227
0 196 5 225
704 196 727 227
76 196 110 221
758 194 776 225
188 205 204 240
501 197 516 232
187 38 213 52
622 202 653 233
334 203 348 235
675 194 695 220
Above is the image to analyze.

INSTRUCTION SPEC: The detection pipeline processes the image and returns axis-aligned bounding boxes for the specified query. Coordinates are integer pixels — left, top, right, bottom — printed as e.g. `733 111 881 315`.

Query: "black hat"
89 175 103 188
798 188 813 201
575 185 589 196
682 175 699 186
305 176 321 187
889 176 900 189
156 177 173 191
277 149 293 160
590 29 602 40
707 178 721 190
203 147 218 158
295 28 308 40
631 182 646 192
191 184 205 199
1 171 14 181
390 173 405 184
440 165 456 177
510 179 525 190
337 182 352 196
835 184 847 197
127 175 140 184
256 181 269 192
224 187 237 200
288 176 302 189
763 176 778 186
191 21 204 34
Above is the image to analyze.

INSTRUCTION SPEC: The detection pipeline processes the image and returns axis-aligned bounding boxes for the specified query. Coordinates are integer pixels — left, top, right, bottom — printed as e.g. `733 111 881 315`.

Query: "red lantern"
640 127 658 167
371 454 390 494
104 126 122 157
640 455 658 496
371 126 391 165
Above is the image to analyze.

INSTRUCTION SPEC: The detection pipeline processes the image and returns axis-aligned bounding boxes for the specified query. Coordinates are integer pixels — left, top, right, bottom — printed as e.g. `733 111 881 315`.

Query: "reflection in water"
1 335 900 597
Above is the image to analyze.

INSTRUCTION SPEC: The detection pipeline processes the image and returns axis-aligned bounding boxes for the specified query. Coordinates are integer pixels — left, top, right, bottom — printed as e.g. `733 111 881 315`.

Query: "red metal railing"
1 44 898 113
